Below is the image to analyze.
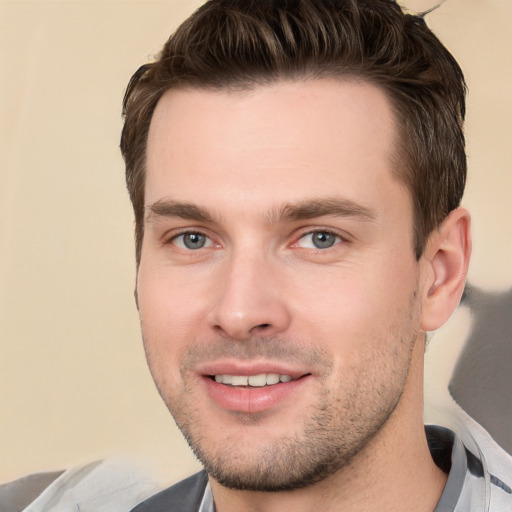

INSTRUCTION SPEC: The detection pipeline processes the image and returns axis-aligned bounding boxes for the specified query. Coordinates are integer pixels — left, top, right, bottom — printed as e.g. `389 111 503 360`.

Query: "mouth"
211 373 297 387
203 370 311 413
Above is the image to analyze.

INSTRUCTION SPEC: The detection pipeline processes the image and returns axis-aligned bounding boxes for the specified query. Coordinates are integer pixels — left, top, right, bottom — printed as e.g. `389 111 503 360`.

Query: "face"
138 80 424 491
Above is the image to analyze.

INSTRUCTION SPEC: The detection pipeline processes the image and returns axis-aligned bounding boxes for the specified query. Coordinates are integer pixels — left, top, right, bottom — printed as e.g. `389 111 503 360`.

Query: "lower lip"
202 376 310 414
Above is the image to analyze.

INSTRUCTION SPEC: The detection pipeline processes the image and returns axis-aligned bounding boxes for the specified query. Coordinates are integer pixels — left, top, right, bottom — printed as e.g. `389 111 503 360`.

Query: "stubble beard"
179 381 405 492
143 293 421 492
146 341 418 491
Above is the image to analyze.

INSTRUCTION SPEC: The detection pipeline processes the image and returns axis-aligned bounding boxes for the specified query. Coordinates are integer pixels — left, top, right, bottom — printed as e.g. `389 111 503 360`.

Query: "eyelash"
293 229 345 251
167 230 215 251
166 228 346 253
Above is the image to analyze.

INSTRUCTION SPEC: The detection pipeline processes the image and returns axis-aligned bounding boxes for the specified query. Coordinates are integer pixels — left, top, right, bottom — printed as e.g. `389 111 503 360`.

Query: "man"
120 1 512 511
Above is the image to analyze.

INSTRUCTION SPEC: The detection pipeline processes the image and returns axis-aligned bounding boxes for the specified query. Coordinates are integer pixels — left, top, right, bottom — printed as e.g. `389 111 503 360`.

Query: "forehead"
145 79 405 214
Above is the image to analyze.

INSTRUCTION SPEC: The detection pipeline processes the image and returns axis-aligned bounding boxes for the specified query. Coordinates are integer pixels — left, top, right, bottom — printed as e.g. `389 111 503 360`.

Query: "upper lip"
196 360 309 379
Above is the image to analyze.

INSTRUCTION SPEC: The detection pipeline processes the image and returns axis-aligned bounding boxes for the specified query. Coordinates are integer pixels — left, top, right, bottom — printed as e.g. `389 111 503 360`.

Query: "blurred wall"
1 0 511 484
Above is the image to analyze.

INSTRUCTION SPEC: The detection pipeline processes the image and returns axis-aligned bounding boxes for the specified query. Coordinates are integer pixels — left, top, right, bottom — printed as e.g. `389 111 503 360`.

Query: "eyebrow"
145 197 376 225
146 199 214 224
269 197 377 223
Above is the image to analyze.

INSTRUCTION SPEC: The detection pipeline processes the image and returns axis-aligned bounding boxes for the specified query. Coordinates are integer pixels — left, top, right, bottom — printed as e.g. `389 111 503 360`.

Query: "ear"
420 207 472 331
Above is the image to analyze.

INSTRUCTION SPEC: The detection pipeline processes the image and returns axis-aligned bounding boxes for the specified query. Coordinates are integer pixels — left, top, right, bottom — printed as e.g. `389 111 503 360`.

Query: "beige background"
1 0 511 485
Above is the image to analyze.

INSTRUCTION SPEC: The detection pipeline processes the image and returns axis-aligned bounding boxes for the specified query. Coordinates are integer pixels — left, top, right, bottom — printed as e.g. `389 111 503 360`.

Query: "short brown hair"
121 0 467 265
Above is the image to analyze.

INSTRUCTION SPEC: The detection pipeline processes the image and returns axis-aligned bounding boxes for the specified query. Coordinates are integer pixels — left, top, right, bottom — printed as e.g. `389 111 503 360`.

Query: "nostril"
246 323 273 337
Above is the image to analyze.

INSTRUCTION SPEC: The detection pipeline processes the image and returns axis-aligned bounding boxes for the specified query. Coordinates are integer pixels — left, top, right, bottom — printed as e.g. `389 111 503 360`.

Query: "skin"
137 79 471 512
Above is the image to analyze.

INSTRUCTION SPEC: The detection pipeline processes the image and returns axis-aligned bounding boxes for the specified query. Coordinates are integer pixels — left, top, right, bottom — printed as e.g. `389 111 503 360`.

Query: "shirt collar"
198 426 488 512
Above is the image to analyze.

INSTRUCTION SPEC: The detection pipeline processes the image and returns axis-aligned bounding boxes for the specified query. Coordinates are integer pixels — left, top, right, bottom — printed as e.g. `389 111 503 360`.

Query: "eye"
172 232 213 250
296 231 342 250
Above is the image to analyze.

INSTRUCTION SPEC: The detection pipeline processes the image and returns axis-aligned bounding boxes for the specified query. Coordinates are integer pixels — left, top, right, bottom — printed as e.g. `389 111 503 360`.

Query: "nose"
207 250 292 340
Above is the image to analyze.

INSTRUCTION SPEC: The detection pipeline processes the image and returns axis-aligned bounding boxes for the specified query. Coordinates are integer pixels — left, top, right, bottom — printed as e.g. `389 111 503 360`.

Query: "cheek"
136 268 201 396
138 261 208 325
288 258 419 355
136 264 204 370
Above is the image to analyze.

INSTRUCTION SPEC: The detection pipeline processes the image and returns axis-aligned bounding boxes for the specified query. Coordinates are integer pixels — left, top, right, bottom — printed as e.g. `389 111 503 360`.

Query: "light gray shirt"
198 426 512 512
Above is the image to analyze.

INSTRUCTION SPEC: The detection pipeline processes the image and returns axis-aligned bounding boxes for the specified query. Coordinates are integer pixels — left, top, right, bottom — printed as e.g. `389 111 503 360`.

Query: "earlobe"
421 207 472 332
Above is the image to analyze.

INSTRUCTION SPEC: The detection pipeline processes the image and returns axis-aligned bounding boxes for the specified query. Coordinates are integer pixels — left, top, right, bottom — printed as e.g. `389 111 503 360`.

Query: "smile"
213 373 293 387
204 372 311 413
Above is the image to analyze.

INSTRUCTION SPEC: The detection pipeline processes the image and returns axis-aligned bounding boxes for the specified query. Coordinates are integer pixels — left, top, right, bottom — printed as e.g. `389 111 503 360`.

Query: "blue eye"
297 231 341 249
173 232 212 250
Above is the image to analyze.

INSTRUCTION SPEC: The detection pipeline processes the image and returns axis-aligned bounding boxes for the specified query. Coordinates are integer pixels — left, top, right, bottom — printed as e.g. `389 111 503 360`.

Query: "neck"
209 337 447 512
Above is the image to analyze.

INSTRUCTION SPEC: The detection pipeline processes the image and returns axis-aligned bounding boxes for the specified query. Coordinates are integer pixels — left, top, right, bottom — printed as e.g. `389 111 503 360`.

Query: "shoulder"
0 470 64 511
130 471 209 512
444 410 512 510
469 422 512 511
1 459 159 512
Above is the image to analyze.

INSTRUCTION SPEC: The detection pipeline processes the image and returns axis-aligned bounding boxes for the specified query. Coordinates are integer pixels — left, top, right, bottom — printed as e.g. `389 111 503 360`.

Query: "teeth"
214 373 294 387
231 375 248 386
266 373 280 385
248 374 266 387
